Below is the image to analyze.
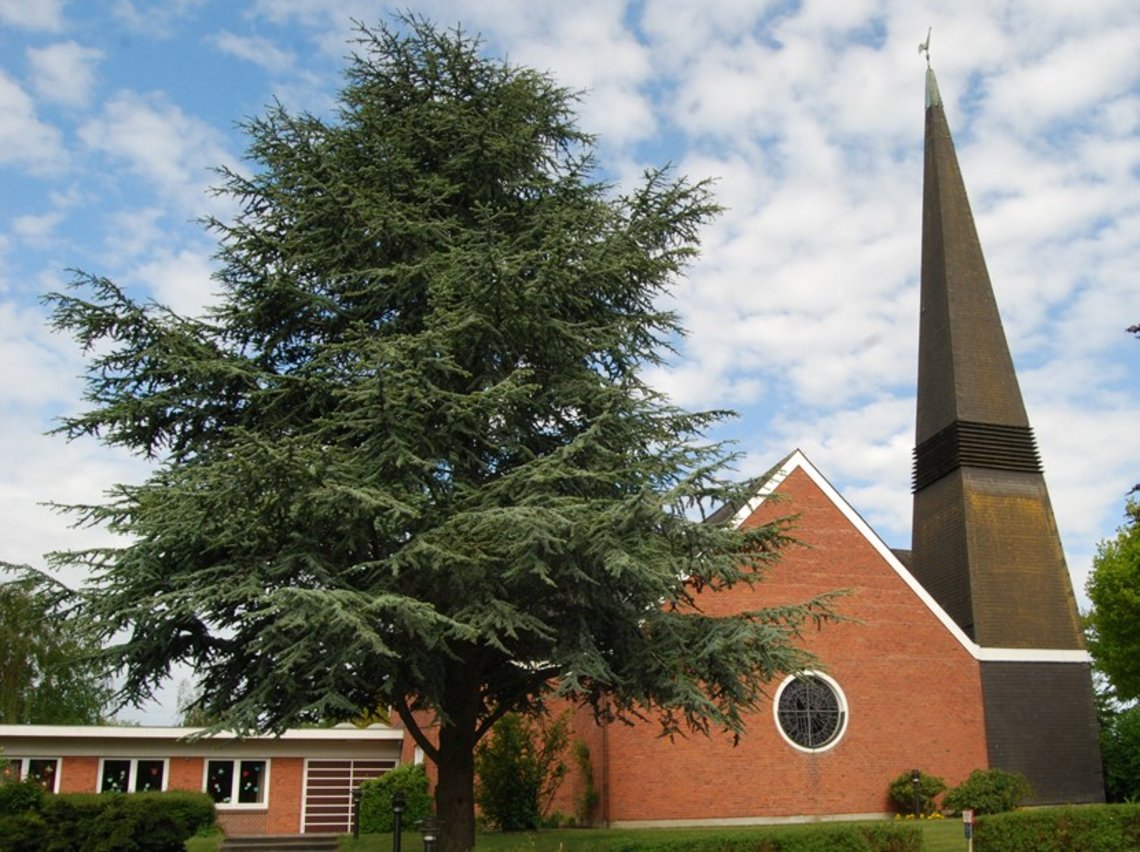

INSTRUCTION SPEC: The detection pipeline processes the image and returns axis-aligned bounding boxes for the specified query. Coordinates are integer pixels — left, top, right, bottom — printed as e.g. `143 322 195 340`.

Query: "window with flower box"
98 758 167 793
205 759 268 806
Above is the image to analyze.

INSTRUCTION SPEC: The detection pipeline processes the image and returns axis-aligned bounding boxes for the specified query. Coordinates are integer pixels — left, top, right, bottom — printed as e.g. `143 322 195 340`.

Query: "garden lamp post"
392 790 406 852
911 769 921 819
420 816 442 852
351 787 362 839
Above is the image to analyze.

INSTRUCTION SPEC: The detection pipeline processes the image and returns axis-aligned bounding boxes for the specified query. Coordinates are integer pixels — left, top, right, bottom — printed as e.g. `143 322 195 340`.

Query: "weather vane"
918 27 932 68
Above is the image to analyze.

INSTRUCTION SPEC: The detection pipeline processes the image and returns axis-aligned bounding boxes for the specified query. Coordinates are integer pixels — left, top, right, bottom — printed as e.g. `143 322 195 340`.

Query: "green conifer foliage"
47 17 839 851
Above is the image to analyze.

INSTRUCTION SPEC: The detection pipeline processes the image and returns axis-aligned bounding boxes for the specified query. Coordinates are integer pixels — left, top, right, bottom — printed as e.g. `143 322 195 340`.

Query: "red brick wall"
167 756 202 792
596 466 988 823
267 757 304 834
217 810 269 835
59 756 97 793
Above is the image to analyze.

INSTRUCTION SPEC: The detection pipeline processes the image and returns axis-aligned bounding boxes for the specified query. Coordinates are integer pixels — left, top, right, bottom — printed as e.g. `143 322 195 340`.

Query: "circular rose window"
774 672 848 752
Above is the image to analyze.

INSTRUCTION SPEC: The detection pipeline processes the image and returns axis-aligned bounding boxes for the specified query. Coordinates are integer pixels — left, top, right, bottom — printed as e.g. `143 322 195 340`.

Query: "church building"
548 64 1104 826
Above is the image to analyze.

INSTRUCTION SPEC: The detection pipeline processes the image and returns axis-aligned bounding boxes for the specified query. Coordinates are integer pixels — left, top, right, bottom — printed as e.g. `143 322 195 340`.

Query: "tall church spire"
908 64 1102 806
910 65 1081 650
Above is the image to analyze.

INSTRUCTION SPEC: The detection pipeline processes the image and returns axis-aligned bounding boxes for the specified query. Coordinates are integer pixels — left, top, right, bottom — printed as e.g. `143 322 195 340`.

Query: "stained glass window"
776 674 846 750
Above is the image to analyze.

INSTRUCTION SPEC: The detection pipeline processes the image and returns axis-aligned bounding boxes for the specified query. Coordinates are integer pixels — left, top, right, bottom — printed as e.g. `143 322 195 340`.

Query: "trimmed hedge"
604 823 922 852
0 789 216 851
974 804 1140 852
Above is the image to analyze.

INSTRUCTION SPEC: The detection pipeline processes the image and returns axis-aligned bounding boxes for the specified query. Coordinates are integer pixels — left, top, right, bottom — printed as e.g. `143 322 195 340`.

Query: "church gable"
597 450 989 825
723 450 974 656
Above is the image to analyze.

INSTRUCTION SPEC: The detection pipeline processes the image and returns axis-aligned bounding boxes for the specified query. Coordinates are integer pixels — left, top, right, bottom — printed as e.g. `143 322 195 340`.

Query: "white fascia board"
729 449 1092 666
0 724 405 744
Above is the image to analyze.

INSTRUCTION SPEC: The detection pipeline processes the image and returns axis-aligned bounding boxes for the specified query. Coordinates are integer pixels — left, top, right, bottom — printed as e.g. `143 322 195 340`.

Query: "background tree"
0 563 113 725
48 18 838 851
1085 500 1140 704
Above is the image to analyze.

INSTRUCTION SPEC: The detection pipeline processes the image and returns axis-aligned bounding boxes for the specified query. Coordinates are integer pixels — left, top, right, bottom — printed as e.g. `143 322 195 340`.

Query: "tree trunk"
435 712 478 852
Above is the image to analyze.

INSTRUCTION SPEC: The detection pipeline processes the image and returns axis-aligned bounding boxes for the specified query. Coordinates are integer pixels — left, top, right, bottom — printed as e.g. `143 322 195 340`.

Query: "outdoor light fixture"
419 816 441 852
911 768 921 819
351 788 362 839
392 790 406 852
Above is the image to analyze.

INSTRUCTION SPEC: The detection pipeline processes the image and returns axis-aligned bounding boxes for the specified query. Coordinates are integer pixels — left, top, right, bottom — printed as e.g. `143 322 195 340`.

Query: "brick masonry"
552 464 990 824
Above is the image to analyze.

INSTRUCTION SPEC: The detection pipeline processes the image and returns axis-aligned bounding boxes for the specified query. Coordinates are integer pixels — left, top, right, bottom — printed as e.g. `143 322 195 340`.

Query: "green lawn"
188 819 965 851
336 820 962 851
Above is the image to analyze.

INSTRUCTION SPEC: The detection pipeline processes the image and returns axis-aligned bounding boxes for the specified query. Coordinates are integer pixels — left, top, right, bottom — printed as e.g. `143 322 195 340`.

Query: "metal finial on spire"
918 27 931 68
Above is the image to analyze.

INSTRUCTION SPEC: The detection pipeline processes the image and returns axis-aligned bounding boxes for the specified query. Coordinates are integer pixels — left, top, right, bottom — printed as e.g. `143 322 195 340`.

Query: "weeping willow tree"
48 17 838 851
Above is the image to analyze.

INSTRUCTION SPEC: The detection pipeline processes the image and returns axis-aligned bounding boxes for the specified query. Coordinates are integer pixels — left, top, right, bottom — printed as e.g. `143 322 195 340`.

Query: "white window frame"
4 757 61 792
772 670 849 754
96 757 169 793
202 758 271 809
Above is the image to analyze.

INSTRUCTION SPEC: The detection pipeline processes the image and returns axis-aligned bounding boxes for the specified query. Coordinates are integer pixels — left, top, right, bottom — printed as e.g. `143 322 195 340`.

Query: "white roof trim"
731 450 1091 666
0 724 405 742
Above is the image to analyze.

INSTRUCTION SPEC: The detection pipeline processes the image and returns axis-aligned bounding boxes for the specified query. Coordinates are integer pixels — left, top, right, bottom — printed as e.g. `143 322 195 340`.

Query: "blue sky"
2 0 1139 723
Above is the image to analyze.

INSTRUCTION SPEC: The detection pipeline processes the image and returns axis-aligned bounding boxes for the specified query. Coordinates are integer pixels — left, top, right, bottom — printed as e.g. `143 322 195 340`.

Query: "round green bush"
359 763 432 834
887 770 946 816
943 768 1031 815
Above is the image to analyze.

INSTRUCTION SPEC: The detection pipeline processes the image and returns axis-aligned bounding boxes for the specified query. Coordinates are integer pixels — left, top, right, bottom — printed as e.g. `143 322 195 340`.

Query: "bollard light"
911 768 921 819
351 787 363 839
420 815 442 852
392 790 406 852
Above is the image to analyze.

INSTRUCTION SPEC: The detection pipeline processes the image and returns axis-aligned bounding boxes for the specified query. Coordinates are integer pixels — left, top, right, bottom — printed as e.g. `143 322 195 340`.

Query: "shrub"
33 791 215 852
943 768 1031 815
0 777 46 816
887 770 946 816
0 811 49 851
973 804 1140 851
359 763 432 834
475 711 569 831
573 740 598 825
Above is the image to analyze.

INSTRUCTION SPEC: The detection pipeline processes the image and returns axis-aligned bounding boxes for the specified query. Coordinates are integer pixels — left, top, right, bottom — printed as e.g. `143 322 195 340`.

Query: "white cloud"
11 211 65 247
208 31 296 74
128 246 219 316
112 0 208 37
79 91 234 216
0 0 64 31
0 70 66 172
27 41 104 107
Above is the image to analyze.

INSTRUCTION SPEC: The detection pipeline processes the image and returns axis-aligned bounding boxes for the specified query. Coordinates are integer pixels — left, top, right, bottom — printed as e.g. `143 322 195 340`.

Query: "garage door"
302 758 396 834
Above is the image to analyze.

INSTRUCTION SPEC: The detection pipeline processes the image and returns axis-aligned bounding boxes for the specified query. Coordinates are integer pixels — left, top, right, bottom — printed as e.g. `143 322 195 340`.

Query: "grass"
186 819 966 851
336 820 964 851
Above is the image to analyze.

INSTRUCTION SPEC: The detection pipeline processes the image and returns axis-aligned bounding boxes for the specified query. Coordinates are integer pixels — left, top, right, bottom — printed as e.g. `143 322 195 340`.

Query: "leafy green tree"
1085 500 1140 703
1099 702 1140 802
47 18 838 851
0 563 113 725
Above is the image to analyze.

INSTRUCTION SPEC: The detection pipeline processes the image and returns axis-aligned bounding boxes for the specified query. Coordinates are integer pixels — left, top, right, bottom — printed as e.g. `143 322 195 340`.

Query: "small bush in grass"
942 768 1031 815
359 763 432 834
887 770 946 816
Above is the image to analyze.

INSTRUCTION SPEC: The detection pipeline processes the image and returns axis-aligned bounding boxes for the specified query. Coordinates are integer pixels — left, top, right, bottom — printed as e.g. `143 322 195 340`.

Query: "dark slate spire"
909 66 1083 651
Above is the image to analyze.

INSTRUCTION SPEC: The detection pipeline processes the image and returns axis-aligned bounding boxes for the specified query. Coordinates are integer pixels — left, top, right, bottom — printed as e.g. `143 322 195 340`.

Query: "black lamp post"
392 790 406 852
420 816 442 852
911 768 922 819
351 787 362 839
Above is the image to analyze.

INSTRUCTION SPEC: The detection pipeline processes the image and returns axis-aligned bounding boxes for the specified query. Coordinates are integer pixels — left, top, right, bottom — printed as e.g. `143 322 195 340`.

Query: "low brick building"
0 725 402 835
